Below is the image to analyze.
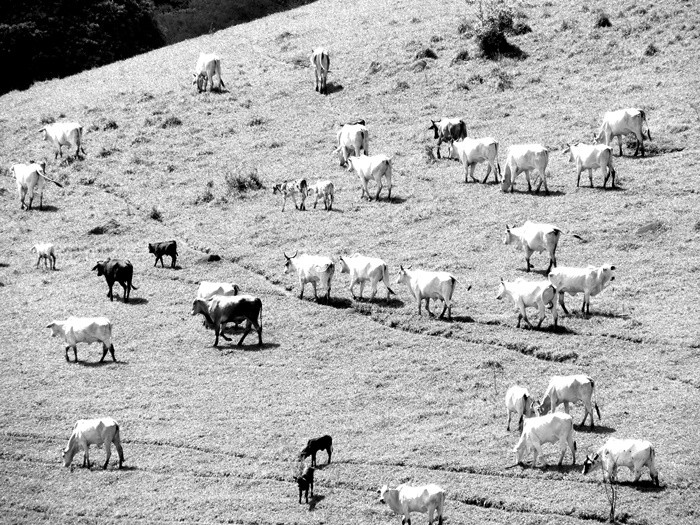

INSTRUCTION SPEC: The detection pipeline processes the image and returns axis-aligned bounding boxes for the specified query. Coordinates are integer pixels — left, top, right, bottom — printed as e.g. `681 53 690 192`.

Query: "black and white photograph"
0 0 698 523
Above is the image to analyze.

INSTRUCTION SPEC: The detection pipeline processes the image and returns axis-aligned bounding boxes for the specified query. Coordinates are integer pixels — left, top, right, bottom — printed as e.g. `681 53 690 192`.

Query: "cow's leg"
579 402 590 427
374 179 382 201
649 462 659 486
311 281 318 301
160 255 165 268
220 323 232 341
532 442 543 467
587 168 593 188
506 410 512 431
213 323 220 347
428 507 435 525
425 298 435 317
536 302 546 328
558 292 569 314
563 401 570 414
237 320 252 346
369 279 378 301
109 344 116 362
281 196 286 212
583 291 591 315
298 280 304 300
84 447 91 469
618 137 623 157
438 300 448 319
36 256 41 268
557 439 567 465
482 162 493 184
524 247 533 272
103 437 113 469
65 346 71 362
72 346 77 362
358 280 366 300
469 163 479 182
101 343 109 362
436 138 442 159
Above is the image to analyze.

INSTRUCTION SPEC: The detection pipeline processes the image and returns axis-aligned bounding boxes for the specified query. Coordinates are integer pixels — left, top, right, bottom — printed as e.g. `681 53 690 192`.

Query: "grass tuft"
161 115 182 128
594 10 612 28
415 47 438 59
194 180 215 204
248 116 266 127
492 67 513 91
149 206 163 221
452 49 470 64
644 43 659 56
40 115 55 125
87 219 121 235
225 168 264 197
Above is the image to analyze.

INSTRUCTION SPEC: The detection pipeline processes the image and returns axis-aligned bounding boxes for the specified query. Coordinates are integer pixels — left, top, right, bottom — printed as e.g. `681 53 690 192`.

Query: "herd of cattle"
5 47 662 524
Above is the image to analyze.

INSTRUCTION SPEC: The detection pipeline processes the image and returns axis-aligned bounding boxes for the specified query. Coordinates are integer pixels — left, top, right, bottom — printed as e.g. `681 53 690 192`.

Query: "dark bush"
149 206 163 221
415 47 438 59
194 180 215 204
594 10 612 28
477 27 527 60
644 43 659 56
452 49 470 64
225 168 264 196
161 115 182 128
0 0 165 95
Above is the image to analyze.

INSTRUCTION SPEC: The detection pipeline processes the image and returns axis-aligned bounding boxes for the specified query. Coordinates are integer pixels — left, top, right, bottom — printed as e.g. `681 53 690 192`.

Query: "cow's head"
191 298 207 316
523 393 535 417
38 160 47 173
429 119 439 139
345 157 356 172
378 485 389 504
283 251 298 274
92 261 105 276
513 435 530 466
338 256 350 274
395 265 411 285
38 127 48 141
46 321 65 338
496 279 506 300
537 395 552 416
148 243 155 254
562 144 575 162
503 225 514 245
599 264 616 286
582 453 601 475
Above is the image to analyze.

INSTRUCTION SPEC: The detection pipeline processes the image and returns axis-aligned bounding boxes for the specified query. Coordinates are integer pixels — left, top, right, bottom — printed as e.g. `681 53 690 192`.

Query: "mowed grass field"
1 0 699 523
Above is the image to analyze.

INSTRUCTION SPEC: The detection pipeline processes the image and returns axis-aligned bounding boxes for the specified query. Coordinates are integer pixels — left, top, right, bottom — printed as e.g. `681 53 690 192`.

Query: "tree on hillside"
0 0 165 95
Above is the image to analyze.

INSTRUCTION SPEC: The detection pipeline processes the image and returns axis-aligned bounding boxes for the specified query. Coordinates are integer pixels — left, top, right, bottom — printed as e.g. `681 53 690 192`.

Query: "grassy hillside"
1 0 699 523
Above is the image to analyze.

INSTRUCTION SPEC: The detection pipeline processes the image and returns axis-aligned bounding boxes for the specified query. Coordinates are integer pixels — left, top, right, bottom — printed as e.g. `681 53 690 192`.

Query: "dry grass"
1 0 699 523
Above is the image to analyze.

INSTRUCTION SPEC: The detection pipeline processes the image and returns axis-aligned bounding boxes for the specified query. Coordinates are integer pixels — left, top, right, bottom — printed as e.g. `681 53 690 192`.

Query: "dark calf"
299 435 333 467
294 464 314 503
92 258 138 302
148 240 178 268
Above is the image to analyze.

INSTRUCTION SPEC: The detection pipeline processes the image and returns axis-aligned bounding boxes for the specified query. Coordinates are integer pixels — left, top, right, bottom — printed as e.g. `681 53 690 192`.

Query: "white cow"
429 117 467 159
46 317 115 363
548 264 616 315
538 375 601 428
196 281 241 300
396 266 461 320
193 52 224 92
595 108 651 157
379 484 445 525
12 161 61 210
310 47 330 95
32 243 56 270
496 278 558 329
308 180 334 210
505 384 535 431
503 221 562 273
346 154 393 201
338 253 394 301
583 438 659 486
62 417 124 470
38 122 85 159
513 413 576 467
563 143 616 188
283 251 335 302
335 123 369 166
500 144 550 194
273 179 308 211
449 137 500 183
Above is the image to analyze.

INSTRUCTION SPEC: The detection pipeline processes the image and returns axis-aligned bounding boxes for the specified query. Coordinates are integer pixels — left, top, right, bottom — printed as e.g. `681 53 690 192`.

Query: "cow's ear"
610 265 616 271
46 322 54 328
91 264 99 271
399 265 404 270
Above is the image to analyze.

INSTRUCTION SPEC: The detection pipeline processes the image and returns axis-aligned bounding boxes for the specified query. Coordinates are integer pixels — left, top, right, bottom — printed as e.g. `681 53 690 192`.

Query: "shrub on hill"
462 0 528 60
0 0 165 95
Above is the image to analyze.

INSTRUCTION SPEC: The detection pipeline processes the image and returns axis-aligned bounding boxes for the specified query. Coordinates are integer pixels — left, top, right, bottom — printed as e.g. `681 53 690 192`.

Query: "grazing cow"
92 259 138 302
310 47 330 95
379 484 445 525
38 122 85 159
396 266 461 320
33 243 56 270
299 435 333 466
496 278 558 329
513 413 576 467
191 294 263 347
500 144 550 194
339 253 394 301
148 240 178 268
449 137 501 183
192 52 225 92
429 117 467 159
548 264 616 315
538 375 601 428
346 154 393 201
595 108 651 157
273 179 308 211
283 251 335 302
505 384 536 431
46 316 116 363
294 463 315 503
563 143 616 188
503 221 562 273
335 123 369 166
12 161 62 210
63 417 124 469
583 438 659 486
308 180 334 210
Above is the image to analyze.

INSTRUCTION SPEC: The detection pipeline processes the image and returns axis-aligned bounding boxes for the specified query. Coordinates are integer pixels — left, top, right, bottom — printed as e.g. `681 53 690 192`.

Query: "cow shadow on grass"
308 493 325 511
325 82 343 95
575 424 615 434
539 463 581 474
586 310 631 320
624 480 666 493
443 314 474 323
76 360 128 367
218 342 279 354
36 205 60 213
124 297 149 305
384 196 409 204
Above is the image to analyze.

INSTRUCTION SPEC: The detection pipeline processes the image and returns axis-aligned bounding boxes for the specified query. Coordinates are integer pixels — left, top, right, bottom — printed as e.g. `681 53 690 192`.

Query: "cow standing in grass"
92 259 138 302
310 47 330 95
63 417 124 469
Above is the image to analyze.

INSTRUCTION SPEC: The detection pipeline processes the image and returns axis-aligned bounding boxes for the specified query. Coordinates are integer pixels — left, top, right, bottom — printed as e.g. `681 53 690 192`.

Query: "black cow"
294 464 314 504
299 435 333 467
191 295 263 347
148 240 178 268
429 118 468 159
92 259 138 302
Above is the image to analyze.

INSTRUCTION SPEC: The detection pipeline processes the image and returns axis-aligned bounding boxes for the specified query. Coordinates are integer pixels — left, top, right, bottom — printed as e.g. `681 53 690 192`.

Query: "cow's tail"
299 179 308 194
39 173 64 188
78 127 86 155
640 110 652 140
130 282 139 291
115 423 121 441
382 264 395 295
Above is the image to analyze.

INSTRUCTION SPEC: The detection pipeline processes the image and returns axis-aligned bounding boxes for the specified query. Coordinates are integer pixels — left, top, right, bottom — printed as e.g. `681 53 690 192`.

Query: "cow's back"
65 316 111 344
